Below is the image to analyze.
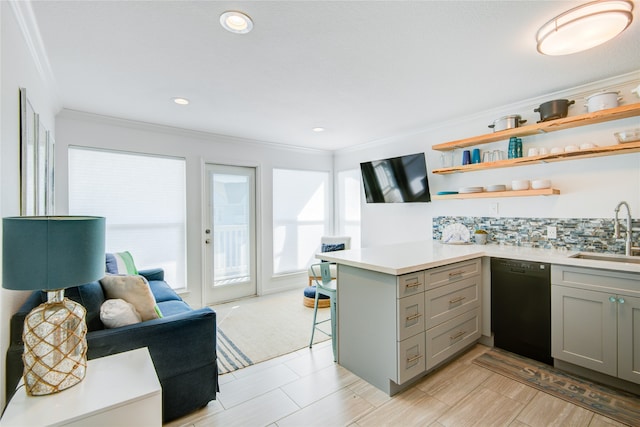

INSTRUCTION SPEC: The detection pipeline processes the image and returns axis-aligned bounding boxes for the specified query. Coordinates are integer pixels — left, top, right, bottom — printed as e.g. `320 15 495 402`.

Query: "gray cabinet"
617 294 640 384
424 260 481 369
551 265 640 385
337 258 481 395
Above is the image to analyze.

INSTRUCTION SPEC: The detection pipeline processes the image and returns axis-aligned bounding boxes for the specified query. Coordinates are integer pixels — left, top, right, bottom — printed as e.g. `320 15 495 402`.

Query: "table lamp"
2 216 105 395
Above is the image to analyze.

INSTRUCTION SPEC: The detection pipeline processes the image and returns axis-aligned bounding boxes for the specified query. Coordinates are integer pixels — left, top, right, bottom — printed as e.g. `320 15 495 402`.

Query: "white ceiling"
29 1 640 151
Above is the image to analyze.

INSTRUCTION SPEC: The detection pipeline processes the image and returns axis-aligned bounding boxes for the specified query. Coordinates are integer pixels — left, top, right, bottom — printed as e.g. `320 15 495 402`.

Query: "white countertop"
316 240 640 275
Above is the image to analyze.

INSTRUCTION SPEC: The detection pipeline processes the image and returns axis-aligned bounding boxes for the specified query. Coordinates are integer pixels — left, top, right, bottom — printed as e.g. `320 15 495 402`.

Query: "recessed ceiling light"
220 11 253 34
312 127 325 133
172 97 190 105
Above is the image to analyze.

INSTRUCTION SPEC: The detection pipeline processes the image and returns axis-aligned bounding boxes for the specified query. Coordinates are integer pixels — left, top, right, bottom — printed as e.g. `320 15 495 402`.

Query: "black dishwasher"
491 257 552 365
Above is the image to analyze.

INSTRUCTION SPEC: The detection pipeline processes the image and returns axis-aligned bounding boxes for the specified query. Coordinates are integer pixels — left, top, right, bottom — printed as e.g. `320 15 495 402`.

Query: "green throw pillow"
105 251 138 275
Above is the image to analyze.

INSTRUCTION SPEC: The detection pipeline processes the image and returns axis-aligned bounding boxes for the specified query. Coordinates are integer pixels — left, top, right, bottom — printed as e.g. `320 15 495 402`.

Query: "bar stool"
309 262 337 362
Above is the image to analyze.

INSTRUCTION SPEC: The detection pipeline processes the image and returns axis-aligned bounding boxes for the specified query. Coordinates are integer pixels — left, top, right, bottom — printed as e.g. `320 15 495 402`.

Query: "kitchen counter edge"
315 241 640 275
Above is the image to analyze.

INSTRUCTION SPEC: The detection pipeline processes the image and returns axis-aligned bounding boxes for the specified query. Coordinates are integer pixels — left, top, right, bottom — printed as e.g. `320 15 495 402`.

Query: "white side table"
1 347 162 427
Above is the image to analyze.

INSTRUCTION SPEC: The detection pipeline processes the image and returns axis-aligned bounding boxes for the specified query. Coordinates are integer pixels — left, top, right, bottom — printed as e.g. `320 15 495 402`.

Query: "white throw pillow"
100 274 160 321
100 299 142 328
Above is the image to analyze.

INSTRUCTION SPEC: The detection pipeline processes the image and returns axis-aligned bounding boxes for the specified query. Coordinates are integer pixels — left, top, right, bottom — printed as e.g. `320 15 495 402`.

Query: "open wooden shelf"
431 103 640 152
432 140 640 174
432 188 560 200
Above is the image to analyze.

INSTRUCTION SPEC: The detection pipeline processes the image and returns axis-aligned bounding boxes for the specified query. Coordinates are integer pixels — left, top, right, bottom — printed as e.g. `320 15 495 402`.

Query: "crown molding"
10 0 62 110
58 109 332 155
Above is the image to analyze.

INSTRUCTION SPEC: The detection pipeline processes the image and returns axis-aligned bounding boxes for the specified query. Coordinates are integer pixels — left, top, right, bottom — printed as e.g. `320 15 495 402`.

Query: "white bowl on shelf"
511 180 530 191
531 179 551 189
564 145 579 152
486 184 506 192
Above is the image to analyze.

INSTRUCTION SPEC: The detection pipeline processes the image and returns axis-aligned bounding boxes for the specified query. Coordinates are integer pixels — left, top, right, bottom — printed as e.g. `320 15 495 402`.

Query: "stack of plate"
485 184 506 192
459 186 483 194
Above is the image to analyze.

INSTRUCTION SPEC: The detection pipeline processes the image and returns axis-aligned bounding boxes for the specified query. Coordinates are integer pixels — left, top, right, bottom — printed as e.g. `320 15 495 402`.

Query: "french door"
204 164 256 304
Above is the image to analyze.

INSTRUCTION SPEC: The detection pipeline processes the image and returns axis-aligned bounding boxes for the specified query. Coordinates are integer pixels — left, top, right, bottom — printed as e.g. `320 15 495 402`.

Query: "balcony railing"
214 224 249 284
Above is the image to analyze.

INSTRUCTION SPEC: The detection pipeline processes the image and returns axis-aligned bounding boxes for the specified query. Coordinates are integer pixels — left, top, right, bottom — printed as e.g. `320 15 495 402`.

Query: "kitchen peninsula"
317 241 640 395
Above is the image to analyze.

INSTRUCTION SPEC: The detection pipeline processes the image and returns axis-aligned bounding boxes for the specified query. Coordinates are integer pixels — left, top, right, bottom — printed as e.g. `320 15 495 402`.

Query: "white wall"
1 1 60 409
335 72 640 248
54 111 334 309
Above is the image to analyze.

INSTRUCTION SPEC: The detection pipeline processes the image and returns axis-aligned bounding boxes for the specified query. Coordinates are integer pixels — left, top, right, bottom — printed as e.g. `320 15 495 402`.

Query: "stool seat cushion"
303 286 330 299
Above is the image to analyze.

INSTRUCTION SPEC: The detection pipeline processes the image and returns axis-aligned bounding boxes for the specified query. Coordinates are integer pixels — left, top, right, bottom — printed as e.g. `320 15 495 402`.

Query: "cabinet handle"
406 354 423 364
448 270 464 278
450 330 466 340
609 296 617 303
405 281 420 289
449 296 466 304
618 297 625 304
406 313 423 321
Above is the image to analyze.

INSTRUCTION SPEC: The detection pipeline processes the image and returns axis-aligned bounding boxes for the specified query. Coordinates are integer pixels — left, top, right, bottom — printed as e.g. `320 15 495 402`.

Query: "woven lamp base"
22 292 88 396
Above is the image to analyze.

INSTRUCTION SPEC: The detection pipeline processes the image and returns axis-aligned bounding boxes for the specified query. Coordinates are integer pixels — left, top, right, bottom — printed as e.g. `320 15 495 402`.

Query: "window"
337 169 361 249
273 169 330 275
68 147 187 289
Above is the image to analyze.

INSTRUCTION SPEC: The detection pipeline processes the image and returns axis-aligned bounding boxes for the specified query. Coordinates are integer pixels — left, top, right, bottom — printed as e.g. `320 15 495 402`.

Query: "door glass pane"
212 172 250 286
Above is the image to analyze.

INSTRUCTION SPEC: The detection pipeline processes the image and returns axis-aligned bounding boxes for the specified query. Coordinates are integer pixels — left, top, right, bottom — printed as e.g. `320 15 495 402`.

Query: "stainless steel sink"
569 252 640 264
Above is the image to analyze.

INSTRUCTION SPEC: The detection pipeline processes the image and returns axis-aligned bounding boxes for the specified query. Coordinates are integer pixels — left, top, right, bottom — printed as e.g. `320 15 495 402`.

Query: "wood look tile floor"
166 342 632 427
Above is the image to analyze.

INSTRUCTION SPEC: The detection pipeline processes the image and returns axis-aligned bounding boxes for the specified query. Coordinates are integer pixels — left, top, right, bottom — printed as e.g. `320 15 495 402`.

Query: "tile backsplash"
433 216 639 254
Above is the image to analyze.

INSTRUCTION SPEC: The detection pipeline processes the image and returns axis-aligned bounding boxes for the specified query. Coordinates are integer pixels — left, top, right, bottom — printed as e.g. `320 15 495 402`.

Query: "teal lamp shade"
2 216 106 396
3 216 105 291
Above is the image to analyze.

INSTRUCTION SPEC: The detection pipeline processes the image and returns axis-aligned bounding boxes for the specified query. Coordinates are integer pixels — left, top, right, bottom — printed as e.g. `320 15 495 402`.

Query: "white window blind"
337 169 361 249
68 147 187 289
273 168 330 275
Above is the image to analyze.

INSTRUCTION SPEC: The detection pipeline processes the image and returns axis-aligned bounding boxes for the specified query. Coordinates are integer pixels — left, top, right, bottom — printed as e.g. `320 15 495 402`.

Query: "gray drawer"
397 293 425 341
397 271 425 298
397 332 425 384
551 265 640 295
425 308 481 370
426 258 481 290
425 276 480 329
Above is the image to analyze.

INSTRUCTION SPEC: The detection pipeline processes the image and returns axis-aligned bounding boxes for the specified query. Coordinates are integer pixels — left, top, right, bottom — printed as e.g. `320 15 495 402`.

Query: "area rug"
473 348 640 426
214 289 330 375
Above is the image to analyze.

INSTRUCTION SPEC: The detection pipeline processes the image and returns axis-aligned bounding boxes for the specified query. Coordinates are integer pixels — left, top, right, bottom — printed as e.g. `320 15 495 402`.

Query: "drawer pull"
405 281 420 289
449 296 466 304
450 330 466 340
406 313 423 321
406 354 423 364
448 270 464 278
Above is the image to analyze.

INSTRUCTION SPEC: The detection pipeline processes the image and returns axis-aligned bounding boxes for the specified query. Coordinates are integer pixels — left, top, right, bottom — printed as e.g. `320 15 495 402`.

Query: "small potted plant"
474 229 488 245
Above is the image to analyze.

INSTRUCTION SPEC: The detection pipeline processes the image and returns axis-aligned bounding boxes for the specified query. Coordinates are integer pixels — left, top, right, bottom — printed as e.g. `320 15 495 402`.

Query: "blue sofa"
5 268 218 422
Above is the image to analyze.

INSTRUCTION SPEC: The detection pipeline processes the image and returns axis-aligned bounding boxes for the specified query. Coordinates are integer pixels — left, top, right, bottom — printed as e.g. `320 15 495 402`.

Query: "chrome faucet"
614 201 632 256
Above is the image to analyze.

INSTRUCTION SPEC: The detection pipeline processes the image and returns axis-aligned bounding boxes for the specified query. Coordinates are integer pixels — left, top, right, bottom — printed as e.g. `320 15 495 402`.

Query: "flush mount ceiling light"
172 97 190 105
312 127 326 133
220 11 253 34
536 0 634 55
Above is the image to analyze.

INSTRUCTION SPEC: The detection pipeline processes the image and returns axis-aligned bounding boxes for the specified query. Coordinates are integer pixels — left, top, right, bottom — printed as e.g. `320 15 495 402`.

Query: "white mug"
527 148 539 157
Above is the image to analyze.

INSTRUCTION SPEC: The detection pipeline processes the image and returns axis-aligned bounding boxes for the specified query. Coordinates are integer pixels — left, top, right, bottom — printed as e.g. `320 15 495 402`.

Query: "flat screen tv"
360 153 431 203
